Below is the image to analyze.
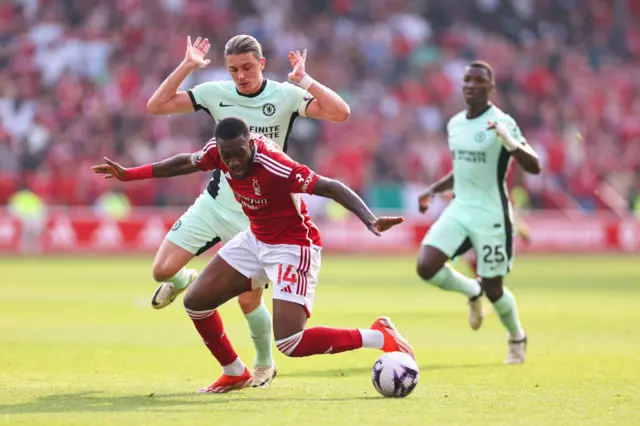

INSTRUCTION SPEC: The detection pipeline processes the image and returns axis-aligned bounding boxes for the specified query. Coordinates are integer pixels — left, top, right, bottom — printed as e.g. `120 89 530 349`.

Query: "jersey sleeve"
505 115 527 146
282 82 315 117
260 146 319 194
187 81 220 115
287 162 320 194
190 139 220 171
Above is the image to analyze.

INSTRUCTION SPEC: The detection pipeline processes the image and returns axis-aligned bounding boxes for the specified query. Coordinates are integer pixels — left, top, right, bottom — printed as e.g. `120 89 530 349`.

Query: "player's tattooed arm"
151 154 199 177
418 172 454 214
312 177 403 235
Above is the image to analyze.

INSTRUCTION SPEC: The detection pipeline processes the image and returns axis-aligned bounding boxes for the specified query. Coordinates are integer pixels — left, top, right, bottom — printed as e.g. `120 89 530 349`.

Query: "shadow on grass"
0 363 494 414
279 362 496 378
0 391 386 415
0 391 220 415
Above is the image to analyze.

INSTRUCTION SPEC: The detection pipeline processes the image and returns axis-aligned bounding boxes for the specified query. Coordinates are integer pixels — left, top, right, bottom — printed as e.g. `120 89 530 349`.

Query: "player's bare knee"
417 246 447 281
271 290 307 356
416 260 438 281
182 289 197 311
481 278 504 302
273 322 303 342
237 291 261 314
152 269 170 283
272 300 307 341
182 288 210 312
152 262 176 283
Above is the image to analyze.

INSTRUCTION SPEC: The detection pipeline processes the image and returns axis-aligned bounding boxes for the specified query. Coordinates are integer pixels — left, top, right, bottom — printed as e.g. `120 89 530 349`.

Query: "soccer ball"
371 352 419 398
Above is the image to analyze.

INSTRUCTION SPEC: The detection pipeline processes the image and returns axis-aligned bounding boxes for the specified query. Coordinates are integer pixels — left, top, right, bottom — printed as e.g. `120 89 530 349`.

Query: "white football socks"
222 357 246 376
359 329 384 349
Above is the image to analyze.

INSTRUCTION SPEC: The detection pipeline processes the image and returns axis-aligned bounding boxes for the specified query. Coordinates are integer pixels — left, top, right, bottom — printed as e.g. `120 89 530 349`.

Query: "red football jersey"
191 134 322 247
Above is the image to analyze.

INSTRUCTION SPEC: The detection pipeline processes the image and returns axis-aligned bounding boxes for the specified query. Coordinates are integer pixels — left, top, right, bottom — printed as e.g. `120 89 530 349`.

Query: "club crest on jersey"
252 178 262 196
474 131 487 143
263 103 276 116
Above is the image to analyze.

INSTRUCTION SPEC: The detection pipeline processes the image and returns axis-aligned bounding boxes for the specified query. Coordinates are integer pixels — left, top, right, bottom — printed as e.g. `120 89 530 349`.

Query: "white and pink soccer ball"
371 352 419 398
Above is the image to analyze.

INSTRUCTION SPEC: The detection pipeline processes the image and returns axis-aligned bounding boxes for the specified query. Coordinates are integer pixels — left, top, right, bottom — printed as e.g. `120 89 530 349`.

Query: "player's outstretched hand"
418 190 434 214
287 49 307 84
184 36 211 69
92 157 128 181
369 216 404 236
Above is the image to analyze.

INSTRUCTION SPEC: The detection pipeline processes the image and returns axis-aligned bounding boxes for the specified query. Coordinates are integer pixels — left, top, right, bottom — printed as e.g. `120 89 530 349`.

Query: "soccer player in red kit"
93 117 413 393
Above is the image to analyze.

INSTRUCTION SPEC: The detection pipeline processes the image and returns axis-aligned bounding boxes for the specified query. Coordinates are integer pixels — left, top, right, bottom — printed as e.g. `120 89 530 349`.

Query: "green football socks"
166 268 192 290
244 302 274 367
427 266 482 298
492 288 525 340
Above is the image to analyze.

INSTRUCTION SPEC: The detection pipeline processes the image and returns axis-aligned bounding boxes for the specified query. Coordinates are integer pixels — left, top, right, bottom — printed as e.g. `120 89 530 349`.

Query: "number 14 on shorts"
277 264 298 292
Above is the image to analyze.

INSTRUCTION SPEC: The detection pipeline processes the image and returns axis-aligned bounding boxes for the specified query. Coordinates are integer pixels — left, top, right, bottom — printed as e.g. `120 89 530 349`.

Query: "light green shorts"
166 190 249 256
422 201 514 278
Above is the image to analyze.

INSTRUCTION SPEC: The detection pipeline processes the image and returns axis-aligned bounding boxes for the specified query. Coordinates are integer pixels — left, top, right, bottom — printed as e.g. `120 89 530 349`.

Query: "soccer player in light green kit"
144 35 350 389
416 61 541 364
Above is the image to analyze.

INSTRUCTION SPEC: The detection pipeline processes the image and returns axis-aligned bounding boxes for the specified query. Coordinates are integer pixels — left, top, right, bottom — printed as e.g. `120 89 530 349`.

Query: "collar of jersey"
466 103 494 120
236 79 268 98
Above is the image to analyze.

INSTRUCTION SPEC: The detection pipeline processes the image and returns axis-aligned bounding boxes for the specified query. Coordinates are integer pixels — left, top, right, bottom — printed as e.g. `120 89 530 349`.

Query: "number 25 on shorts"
482 244 505 264
277 264 298 285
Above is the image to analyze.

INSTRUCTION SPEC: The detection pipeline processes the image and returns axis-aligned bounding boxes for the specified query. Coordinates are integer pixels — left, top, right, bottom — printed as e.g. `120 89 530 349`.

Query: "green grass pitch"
1 254 639 425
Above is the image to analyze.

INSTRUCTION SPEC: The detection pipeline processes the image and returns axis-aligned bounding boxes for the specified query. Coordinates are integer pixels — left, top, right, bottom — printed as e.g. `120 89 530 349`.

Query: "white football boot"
252 364 277 388
151 269 198 309
505 335 527 364
467 287 484 330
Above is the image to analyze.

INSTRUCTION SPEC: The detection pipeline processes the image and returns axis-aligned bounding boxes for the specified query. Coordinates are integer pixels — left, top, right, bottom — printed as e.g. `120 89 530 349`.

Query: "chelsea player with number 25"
416 61 541 364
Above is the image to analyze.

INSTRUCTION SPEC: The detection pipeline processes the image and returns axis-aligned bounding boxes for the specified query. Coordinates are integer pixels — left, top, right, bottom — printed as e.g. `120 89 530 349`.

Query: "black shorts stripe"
452 237 473 259
497 147 514 269
206 169 222 200
195 236 222 257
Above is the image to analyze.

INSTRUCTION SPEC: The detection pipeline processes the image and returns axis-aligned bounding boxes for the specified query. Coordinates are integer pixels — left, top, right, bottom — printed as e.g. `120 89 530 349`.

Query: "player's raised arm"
147 36 211 115
287 49 350 123
312 177 403 236
92 153 201 181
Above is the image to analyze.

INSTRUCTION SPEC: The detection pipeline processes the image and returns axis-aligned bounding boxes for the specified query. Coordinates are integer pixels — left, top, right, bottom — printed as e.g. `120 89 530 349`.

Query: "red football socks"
276 327 363 357
187 309 239 366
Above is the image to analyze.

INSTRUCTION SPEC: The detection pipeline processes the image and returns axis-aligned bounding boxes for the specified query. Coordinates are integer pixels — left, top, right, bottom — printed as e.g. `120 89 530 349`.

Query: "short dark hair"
215 117 249 141
224 35 263 58
468 60 494 81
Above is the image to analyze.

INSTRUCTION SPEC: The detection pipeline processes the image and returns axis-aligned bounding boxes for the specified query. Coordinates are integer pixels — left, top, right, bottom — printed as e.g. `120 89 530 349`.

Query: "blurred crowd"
0 0 639 212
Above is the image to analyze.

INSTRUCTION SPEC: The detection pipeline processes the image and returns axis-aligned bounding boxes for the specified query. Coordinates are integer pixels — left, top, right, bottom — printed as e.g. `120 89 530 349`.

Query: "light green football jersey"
447 105 526 215
189 79 313 149
188 79 314 211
